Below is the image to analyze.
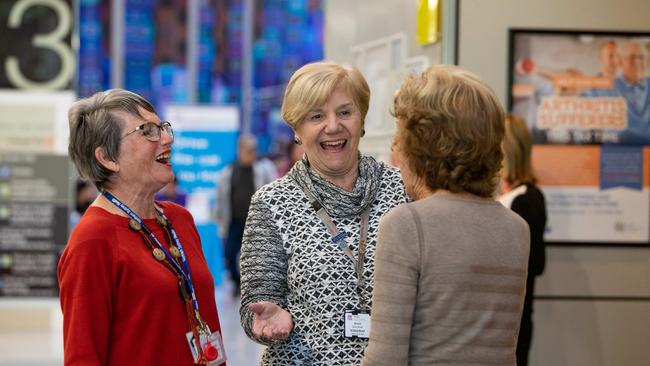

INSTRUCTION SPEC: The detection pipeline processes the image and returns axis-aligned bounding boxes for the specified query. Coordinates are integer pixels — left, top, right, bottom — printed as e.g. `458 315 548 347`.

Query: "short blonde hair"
503 113 537 185
393 65 505 197
281 61 370 130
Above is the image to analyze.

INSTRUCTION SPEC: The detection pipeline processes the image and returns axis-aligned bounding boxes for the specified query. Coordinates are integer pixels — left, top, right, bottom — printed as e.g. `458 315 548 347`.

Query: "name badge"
343 309 371 339
186 329 227 365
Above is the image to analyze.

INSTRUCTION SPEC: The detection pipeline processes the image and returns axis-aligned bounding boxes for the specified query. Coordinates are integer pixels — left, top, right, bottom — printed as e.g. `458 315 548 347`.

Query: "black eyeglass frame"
122 121 174 141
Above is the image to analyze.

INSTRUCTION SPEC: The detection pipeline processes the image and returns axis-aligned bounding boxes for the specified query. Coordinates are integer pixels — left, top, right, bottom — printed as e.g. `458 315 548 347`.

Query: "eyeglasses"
122 121 174 142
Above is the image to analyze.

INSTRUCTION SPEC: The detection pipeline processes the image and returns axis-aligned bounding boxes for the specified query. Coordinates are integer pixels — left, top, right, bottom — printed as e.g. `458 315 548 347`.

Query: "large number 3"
5 0 74 90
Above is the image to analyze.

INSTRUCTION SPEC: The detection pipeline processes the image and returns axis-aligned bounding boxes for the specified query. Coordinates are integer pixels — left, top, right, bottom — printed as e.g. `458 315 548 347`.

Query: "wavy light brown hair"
281 61 370 130
502 113 537 185
392 65 505 198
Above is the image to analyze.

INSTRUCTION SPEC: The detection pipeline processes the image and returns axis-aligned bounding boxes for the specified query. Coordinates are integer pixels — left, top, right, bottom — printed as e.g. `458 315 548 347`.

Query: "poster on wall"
509 29 650 245
509 29 650 145
163 104 240 282
532 145 649 244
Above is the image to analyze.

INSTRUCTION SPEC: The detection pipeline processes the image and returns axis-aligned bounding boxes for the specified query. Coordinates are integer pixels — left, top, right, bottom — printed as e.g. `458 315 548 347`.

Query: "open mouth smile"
155 151 171 165
320 139 347 152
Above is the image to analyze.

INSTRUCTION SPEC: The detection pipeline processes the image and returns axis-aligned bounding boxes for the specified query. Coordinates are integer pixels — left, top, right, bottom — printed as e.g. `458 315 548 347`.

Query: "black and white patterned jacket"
240 155 407 365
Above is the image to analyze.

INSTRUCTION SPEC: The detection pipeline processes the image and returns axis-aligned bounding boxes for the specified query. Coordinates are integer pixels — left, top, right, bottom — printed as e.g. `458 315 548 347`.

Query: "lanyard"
298 185 370 307
102 191 204 323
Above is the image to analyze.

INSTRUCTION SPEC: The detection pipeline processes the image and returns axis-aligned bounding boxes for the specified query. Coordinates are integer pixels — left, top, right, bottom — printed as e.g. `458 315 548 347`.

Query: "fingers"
274 328 290 340
252 321 288 340
262 324 279 338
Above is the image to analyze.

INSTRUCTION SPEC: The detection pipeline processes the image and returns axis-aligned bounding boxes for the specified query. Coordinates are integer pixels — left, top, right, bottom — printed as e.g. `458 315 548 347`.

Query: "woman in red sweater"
59 89 226 365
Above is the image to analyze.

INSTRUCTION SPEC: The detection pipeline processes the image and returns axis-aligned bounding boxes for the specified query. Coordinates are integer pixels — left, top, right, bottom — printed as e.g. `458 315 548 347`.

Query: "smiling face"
111 107 175 195
621 41 647 84
295 84 362 183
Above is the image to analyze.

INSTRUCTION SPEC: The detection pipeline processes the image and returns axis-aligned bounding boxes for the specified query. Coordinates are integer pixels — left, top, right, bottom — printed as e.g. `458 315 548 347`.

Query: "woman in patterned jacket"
239 61 407 365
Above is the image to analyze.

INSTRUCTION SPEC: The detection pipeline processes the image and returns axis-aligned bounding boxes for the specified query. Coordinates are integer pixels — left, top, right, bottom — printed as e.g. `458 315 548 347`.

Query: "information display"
0 153 69 297
164 104 240 282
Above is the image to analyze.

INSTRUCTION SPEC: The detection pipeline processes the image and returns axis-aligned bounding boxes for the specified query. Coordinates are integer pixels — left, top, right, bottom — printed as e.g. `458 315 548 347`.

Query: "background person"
239 61 407 364
598 40 621 79
276 139 305 177
362 65 530 366
214 134 277 297
69 179 98 231
614 40 650 145
499 113 547 366
584 40 621 96
59 89 225 365
581 40 621 143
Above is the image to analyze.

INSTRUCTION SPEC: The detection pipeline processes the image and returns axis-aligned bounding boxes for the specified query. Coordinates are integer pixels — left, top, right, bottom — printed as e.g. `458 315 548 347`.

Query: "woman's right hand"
248 301 293 341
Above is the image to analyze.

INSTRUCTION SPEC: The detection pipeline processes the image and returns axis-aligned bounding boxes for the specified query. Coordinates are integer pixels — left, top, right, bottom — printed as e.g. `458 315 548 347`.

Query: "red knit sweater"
58 202 224 365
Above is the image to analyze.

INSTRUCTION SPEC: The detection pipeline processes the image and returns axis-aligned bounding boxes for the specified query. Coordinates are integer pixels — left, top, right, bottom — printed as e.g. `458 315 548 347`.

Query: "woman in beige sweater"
362 65 530 366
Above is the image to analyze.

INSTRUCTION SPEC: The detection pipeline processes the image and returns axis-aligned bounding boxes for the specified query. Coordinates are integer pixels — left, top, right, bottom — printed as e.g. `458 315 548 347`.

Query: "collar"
289 154 385 218
618 76 648 91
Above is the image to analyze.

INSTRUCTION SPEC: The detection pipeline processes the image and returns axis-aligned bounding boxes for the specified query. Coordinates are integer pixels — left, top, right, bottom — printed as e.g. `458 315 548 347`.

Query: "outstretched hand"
248 301 293 341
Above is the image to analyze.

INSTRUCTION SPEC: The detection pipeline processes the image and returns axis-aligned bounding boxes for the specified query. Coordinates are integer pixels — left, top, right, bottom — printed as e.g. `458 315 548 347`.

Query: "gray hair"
67 88 155 191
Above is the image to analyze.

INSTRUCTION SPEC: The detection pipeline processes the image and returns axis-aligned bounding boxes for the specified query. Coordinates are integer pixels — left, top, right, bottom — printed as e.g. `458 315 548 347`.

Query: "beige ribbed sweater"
361 194 530 366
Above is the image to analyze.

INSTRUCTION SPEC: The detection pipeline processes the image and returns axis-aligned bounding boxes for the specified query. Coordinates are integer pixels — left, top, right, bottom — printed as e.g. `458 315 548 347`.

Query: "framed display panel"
508 29 650 246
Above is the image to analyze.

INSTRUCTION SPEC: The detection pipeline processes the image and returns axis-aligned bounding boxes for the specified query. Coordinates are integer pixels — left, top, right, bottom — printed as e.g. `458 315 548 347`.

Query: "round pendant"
156 215 167 227
128 219 141 231
169 246 181 258
152 248 166 261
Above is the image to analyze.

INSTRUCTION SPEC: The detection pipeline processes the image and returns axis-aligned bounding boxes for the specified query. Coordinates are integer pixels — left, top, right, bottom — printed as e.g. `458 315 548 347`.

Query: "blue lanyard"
102 191 201 315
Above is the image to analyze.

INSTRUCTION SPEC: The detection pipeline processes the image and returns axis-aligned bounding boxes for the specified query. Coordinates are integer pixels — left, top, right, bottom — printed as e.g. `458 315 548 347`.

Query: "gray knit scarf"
288 153 385 218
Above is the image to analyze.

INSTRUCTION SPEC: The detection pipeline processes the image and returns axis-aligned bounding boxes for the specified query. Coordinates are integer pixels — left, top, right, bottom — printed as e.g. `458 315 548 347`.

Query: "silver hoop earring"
294 136 302 145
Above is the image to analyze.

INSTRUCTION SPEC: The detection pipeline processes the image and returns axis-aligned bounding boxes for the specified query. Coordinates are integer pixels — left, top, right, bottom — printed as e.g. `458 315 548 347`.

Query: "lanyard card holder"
343 308 371 339
186 328 227 365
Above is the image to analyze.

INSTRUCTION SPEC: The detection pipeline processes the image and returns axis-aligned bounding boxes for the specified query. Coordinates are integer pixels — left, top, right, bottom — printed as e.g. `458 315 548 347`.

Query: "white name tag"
343 309 371 339
186 329 227 365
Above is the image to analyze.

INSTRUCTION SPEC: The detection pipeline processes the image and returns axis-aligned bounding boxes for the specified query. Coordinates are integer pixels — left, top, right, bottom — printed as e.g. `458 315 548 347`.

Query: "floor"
0 281 263 366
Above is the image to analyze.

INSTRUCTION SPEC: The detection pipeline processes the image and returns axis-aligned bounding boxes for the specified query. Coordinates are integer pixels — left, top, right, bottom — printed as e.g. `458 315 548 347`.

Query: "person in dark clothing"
215 135 277 296
498 113 547 366
70 179 98 231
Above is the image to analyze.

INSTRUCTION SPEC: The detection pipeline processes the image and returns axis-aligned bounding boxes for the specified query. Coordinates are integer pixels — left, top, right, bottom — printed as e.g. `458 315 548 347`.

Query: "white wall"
325 0 442 64
459 1 650 365
325 0 443 160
